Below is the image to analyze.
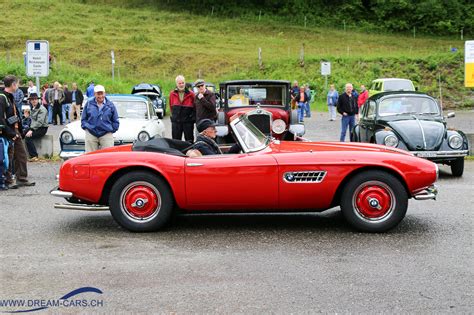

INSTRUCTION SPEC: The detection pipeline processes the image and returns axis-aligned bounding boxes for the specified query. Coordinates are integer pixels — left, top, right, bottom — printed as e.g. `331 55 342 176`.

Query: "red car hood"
271 140 413 155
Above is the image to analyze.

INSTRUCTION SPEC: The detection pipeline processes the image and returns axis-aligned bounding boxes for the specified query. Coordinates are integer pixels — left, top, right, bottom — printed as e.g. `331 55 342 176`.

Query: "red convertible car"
51 114 438 233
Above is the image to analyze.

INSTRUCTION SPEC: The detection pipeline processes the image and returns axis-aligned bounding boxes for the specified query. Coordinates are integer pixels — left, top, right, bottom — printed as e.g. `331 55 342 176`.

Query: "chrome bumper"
54 203 109 211
413 185 438 201
59 150 84 160
50 188 73 198
51 188 109 211
411 150 468 158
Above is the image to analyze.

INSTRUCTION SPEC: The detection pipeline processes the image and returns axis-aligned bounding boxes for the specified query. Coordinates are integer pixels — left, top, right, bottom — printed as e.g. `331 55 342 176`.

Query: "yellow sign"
465 40 474 87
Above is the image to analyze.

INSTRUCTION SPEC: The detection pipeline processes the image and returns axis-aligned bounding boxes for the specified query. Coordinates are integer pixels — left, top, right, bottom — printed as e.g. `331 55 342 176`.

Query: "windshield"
232 116 269 152
113 100 149 119
383 80 414 91
227 84 286 107
378 97 440 117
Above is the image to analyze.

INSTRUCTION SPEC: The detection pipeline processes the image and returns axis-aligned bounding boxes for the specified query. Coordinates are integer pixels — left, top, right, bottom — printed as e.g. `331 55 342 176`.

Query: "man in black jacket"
1 75 35 188
193 119 240 155
336 83 358 142
70 82 84 121
194 79 216 123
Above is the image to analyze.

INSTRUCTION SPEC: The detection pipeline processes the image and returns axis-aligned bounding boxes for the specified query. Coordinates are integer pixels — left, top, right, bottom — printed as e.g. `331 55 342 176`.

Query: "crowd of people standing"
40 81 85 125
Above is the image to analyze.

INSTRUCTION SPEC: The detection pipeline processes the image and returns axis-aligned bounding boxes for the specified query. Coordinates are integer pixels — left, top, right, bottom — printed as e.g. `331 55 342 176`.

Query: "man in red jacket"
357 85 369 107
356 84 369 121
169 75 195 142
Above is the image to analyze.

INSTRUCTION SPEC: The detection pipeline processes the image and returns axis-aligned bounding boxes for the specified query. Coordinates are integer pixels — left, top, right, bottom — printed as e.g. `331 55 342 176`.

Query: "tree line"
89 0 473 36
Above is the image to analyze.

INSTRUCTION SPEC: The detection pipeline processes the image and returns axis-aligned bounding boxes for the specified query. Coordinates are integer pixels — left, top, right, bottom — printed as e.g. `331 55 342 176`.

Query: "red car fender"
59 151 188 207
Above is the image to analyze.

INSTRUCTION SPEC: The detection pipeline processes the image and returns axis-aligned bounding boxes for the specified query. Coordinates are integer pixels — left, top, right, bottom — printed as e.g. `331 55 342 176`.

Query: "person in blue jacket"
86 81 95 98
81 85 119 153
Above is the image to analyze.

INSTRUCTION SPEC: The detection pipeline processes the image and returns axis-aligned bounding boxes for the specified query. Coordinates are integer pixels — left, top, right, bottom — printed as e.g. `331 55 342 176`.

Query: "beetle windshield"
227 85 286 107
383 80 414 91
231 116 269 152
378 97 440 117
114 101 149 119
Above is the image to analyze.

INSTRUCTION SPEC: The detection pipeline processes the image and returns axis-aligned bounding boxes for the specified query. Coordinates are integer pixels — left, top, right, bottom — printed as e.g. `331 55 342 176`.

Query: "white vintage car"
59 94 166 160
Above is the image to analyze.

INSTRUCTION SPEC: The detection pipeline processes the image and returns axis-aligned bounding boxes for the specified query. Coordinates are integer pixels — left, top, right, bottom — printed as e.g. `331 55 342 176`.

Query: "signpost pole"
111 50 115 82
321 61 331 91
36 76 40 96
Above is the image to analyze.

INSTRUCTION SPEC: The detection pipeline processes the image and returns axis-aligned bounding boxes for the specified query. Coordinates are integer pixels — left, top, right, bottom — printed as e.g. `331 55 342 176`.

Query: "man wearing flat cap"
24 93 48 161
192 119 241 155
81 85 119 152
194 79 216 124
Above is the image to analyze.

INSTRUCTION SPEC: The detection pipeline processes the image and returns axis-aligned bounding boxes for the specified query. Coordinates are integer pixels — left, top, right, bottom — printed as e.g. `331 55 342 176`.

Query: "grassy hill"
1 0 472 110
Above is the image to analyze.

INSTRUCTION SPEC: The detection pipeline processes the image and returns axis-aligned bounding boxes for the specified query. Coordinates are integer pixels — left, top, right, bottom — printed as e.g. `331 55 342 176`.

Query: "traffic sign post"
26 40 49 94
111 50 115 82
321 61 331 90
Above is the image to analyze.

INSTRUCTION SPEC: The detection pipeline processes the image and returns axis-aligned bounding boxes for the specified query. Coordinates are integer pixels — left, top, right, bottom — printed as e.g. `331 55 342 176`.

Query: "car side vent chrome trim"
283 171 327 183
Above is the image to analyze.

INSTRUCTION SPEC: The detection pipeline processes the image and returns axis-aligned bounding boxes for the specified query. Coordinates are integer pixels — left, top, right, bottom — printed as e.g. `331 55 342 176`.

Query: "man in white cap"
81 84 119 152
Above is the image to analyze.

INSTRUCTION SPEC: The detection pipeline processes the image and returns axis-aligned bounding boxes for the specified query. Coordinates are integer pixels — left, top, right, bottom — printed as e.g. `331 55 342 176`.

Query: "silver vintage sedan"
59 94 166 160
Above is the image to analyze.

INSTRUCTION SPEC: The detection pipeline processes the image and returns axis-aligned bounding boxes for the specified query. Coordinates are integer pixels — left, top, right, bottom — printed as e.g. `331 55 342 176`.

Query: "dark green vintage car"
353 91 469 176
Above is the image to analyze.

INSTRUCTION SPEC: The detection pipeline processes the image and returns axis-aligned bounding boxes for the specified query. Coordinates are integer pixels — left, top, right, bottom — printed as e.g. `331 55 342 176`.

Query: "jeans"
328 105 337 120
47 105 53 124
0 137 8 187
297 102 305 122
340 114 355 142
62 103 71 123
304 102 311 117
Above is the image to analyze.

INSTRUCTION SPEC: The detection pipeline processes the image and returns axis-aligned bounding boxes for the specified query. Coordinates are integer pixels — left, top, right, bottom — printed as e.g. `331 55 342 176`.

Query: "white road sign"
26 40 49 77
321 61 331 76
465 40 474 87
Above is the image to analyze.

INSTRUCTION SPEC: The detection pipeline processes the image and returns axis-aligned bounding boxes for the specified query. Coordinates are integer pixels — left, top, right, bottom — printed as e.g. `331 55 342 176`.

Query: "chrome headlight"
137 131 150 142
60 131 73 144
448 134 463 149
157 99 163 105
272 119 286 134
384 134 399 147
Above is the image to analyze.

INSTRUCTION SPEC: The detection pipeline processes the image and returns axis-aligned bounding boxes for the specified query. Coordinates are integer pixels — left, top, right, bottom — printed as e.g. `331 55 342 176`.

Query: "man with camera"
0 75 35 188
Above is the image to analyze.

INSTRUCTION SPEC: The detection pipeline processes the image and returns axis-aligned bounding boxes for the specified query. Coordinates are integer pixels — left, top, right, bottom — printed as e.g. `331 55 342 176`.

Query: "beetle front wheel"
340 170 408 232
450 158 464 177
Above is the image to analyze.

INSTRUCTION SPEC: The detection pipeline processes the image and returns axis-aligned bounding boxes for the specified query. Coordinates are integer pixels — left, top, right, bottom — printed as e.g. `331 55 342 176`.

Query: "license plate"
416 152 437 158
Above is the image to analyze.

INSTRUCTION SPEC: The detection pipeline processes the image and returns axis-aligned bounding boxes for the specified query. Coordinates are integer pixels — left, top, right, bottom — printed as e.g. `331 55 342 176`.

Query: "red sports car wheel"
340 170 408 232
353 181 395 222
121 182 161 222
109 171 174 232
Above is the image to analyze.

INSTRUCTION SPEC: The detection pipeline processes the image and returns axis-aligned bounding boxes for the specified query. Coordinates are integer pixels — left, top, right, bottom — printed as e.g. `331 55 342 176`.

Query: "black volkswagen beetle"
353 91 469 176
131 83 167 118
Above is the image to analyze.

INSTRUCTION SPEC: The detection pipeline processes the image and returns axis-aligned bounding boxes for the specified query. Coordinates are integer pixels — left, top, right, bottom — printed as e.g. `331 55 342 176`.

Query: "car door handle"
187 163 203 167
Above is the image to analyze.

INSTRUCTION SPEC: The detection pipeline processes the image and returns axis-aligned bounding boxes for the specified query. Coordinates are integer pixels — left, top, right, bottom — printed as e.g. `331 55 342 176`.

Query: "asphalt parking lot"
1 110 473 313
